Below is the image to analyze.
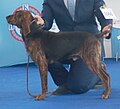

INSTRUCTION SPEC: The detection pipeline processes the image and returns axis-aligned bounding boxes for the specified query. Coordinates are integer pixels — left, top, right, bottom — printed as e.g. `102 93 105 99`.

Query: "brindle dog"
6 10 111 100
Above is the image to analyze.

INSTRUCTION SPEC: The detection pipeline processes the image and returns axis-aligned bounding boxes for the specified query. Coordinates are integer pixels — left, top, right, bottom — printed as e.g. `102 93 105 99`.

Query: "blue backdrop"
0 0 43 67
111 28 120 60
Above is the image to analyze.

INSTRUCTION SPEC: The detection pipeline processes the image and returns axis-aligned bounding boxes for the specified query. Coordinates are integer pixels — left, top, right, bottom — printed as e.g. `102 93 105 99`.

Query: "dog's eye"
16 12 22 18
17 14 22 18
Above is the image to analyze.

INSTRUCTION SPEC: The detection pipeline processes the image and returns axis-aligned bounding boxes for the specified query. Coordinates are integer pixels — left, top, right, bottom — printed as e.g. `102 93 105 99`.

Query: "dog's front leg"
35 55 48 100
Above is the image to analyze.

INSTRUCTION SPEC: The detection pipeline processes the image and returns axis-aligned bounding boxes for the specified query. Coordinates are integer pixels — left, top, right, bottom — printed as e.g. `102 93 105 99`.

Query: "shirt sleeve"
94 0 113 39
41 0 54 30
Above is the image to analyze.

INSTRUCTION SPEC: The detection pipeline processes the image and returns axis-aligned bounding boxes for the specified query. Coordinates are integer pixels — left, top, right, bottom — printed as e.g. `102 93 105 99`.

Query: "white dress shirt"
64 0 76 8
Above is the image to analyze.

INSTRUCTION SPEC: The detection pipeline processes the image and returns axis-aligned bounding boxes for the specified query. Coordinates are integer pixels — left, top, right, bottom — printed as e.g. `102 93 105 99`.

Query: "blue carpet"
0 59 120 109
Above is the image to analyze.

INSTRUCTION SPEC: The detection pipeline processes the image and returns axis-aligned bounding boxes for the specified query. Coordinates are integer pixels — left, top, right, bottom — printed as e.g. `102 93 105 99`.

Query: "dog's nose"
6 15 13 20
6 15 13 23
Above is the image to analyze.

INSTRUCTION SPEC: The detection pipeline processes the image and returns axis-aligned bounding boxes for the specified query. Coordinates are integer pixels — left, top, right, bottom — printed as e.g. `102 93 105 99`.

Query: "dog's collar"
30 19 36 25
30 19 44 30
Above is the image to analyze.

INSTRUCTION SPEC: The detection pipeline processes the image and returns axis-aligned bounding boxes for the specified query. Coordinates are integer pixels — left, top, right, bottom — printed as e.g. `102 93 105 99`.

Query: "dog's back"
26 28 106 62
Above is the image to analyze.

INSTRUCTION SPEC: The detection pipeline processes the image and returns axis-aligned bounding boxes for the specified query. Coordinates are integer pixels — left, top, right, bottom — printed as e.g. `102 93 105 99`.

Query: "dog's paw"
101 94 109 99
35 94 45 100
101 91 110 99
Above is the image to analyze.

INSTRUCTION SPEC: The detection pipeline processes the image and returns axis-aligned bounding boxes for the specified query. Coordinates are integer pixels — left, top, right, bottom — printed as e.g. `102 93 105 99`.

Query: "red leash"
26 55 36 98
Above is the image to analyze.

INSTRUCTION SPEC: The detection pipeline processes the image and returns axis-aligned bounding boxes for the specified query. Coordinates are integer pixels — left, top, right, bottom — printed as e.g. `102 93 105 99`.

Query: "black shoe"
52 84 71 95
93 81 104 89
101 62 106 71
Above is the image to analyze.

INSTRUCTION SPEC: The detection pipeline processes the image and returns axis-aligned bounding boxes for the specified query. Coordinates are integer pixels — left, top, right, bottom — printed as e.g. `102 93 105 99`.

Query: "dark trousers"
48 58 100 94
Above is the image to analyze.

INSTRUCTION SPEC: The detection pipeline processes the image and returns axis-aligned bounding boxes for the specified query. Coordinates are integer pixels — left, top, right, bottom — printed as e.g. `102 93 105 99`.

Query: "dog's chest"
25 39 44 60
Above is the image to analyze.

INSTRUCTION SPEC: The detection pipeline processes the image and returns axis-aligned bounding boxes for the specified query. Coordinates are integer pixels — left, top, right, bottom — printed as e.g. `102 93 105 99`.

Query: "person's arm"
41 0 54 30
94 0 113 39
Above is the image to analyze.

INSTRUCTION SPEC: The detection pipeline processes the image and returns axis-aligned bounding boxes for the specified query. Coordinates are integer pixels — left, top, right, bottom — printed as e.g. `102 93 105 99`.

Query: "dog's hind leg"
84 48 111 99
88 63 110 99
82 44 110 99
99 66 110 99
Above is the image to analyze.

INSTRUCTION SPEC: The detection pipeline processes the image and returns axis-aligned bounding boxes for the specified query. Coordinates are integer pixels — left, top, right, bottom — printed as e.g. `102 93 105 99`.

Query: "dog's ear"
22 19 30 36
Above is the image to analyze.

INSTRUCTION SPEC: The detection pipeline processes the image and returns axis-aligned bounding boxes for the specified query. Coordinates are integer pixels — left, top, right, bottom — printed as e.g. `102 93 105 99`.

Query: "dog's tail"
96 30 111 39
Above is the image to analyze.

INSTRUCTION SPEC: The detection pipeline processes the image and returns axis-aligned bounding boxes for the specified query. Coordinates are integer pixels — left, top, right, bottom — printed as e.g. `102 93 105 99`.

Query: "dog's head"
6 10 34 36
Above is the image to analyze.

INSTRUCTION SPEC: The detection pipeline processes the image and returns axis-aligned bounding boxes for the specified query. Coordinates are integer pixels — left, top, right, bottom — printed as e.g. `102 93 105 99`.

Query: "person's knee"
67 59 100 94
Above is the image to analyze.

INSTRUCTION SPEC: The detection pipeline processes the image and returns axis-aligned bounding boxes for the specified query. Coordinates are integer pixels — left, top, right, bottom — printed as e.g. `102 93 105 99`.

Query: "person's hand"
34 15 44 25
102 24 112 38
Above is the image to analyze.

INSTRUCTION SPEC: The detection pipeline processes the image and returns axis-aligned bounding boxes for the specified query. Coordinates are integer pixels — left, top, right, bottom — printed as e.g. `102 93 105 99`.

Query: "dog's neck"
21 19 48 43
21 20 43 37
30 20 40 31
29 20 44 36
